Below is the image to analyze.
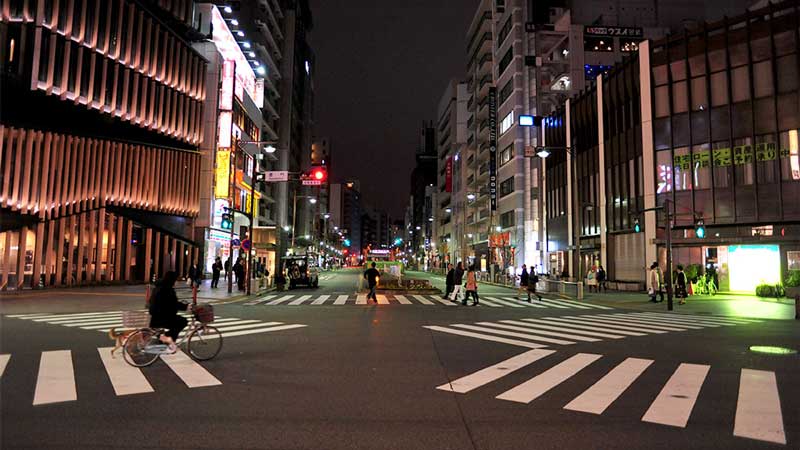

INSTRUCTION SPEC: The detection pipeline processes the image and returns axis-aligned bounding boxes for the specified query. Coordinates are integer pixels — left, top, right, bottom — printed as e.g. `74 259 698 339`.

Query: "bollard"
795 295 799 320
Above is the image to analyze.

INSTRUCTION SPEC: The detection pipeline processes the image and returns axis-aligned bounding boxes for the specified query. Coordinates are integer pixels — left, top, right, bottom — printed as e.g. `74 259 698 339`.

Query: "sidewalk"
0 278 271 315
410 270 797 320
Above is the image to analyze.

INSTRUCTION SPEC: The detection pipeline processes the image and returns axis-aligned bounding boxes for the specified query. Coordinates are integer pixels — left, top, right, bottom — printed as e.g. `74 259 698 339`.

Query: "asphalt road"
1 269 798 449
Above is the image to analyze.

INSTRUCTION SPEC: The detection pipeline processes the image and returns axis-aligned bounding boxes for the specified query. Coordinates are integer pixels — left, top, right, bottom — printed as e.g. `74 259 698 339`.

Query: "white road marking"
33 350 77 405
538 298 594 309
535 317 646 336
376 295 390 305
159 350 222 388
437 349 556 394
412 295 435 305
564 357 654 414
219 324 307 338
641 363 709 428
243 295 274 306
451 324 575 345
474 297 504 307
482 297 525 308
28 311 126 321
600 314 704 329
423 326 547 348
266 295 294 305
562 316 668 334
311 295 331 305
97 347 154 396
0 354 10 377
333 295 349 305
356 294 367 305
534 299 571 309
431 296 458 306
393 295 412 304
590 315 690 331
213 321 283 332
482 321 599 342
734 369 786 444
513 319 625 339
628 313 722 327
288 295 313 306
633 313 746 326
550 298 614 310
496 353 603 404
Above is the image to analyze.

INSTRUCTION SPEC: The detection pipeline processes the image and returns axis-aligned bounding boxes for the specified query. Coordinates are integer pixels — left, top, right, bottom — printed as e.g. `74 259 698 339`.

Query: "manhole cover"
749 346 797 355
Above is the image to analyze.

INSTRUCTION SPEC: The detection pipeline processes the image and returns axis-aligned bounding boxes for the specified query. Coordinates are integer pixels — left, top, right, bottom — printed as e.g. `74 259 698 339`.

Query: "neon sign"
211 6 262 105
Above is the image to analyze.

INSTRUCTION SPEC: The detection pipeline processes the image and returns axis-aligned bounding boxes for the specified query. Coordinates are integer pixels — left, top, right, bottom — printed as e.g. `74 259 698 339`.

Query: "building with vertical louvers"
0 0 207 289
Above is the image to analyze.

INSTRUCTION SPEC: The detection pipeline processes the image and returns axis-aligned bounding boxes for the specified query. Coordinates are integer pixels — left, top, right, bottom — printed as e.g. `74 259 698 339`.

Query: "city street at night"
1 269 798 449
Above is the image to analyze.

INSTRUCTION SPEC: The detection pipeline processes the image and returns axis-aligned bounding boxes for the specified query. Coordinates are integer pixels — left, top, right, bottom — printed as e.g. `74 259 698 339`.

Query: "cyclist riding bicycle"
148 271 189 353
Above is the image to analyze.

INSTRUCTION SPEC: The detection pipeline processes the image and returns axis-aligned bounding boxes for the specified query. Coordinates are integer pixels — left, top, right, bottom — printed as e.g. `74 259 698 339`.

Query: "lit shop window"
500 111 514 135
584 37 613 52
620 39 641 52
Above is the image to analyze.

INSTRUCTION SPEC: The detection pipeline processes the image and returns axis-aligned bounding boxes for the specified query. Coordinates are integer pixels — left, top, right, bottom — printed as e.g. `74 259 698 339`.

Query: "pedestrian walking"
517 264 530 300
449 262 465 302
675 265 688 305
211 257 222 288
187 260 202 304
443 263 455 299
364 262 380 303
233 258 245 291
527 268 542 301
463 265 479 306
586 266 598 293
648 262 664 302
597 265 607 291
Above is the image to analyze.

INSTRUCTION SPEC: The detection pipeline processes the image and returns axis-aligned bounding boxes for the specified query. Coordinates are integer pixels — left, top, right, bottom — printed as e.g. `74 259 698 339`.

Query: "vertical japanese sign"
445 156 453 193
215 150 231 198
488 87 498 211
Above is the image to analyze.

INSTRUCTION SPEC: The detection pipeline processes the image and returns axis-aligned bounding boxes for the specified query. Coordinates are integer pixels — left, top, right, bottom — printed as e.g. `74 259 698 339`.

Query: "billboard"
488 86 497 211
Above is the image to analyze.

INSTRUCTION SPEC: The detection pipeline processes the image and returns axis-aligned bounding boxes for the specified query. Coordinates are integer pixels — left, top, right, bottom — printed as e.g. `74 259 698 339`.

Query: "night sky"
309 0 478 218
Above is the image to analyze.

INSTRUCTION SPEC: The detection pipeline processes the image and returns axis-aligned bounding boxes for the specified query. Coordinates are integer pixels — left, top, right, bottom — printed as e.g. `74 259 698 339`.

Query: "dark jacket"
233 261 244 276
188 264 202 282
364 268 380 287
454 268 464 285
445 269 455 286
597 268 606 282
212 261 222 274
148 282 187 323
520 269 529 286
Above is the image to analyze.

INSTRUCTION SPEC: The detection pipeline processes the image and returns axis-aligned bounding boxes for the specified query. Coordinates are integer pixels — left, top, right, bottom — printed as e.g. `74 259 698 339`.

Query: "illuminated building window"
500 111 514 135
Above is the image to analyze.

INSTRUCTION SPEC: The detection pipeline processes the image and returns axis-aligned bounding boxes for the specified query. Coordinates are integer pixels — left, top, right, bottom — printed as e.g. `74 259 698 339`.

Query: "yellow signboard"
215 150 231 198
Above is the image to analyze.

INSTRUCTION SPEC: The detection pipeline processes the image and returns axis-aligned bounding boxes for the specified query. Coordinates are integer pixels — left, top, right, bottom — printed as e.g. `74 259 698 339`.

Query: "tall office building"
0 0 207 289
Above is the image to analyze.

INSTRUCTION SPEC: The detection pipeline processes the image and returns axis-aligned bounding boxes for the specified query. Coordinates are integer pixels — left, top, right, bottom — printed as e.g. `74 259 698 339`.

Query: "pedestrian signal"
695 219 706 239
221 213 233 230
633 217 641 233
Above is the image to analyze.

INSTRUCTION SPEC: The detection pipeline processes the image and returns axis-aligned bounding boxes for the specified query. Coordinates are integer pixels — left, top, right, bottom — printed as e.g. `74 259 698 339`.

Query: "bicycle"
122 304 223 368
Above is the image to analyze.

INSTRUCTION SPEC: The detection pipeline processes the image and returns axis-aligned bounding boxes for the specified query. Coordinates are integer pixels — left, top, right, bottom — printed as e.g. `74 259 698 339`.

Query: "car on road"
282 254 319 289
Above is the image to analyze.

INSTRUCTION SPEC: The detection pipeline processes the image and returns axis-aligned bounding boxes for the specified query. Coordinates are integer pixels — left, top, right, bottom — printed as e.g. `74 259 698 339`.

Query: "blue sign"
231 239 241 247
518 115 534 126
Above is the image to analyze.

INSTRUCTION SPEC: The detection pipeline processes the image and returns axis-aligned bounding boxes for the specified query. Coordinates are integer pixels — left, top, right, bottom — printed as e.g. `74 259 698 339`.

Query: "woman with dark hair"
148 271 188 352
675 265 688 305
463 265 479 306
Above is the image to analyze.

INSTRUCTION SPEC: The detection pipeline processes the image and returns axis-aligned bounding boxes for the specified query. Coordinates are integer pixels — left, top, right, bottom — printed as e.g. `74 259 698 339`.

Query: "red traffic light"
310 166 327 182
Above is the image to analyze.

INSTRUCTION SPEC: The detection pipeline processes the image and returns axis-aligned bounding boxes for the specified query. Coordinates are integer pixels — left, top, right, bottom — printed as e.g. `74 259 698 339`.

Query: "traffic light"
694 219 706 239
343 238 351 247
221 213 233 230
633 217 641 233
310 166 327 183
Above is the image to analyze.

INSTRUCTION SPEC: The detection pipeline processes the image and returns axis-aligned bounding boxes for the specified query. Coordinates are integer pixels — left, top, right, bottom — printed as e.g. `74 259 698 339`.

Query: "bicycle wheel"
187 325 222 361
123 329 160 367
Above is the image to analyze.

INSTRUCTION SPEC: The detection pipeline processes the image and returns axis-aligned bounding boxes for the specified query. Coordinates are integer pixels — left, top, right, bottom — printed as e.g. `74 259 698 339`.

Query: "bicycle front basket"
194 305 215 323
122 310 151 328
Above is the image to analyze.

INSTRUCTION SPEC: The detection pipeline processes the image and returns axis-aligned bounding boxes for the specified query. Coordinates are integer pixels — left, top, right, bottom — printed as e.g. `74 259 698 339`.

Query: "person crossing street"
364 262 380 303
449 262 464 303
443 263 455 299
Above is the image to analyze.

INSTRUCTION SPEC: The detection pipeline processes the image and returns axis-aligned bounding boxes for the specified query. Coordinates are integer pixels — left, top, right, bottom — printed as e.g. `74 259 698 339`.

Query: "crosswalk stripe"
563 316 669 334
602 314 707 329
497 353 602 404
412 295 434 305
0 354 10 377
288 295 313 305
91 318 249 332
629 313 723 328
266 295 294 305
63 317 128 327
311 295 330 305
590 315 691 331
219 324 307 338
672 314 759 324
334 295 349 305
534 317 646 336
214 321 283 332
515 319 625 339
551 298 614 310
537 298 591 309
452 324 575 345
423 326 547 348
633 313 748 326
34 313 124 323
431 296 458 306
394 295 412 304
356 294 367 305
437 349 556 394
376 295 390 305
564 357 654 414
470 297 500 307
642 363 709 428
33 350 77 405
244 295 274 305
734 369 786 444
486 321 600 342
159 350 222 388
28 311 126 320
97 347 154 396
7 313 52 318
483 297 525 308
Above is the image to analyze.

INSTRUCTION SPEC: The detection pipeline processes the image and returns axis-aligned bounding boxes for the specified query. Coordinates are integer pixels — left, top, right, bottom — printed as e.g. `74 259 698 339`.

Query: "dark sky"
309 0 478 218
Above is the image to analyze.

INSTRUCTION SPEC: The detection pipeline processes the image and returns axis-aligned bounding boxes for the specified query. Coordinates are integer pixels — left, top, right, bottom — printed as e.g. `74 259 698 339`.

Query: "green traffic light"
695 219 706 238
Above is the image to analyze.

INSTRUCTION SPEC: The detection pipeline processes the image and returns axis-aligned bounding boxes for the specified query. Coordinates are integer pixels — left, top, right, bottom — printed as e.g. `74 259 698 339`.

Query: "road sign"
231 238 241 247
265 171 289 182
302 180 322 186
241 239 251 251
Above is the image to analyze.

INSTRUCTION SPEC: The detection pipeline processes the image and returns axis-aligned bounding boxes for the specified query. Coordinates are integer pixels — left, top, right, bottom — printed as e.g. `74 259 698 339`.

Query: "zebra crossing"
243 293 614 309
5 311 307 339
1 348 222 406
436 349 787 445
425 312 762 348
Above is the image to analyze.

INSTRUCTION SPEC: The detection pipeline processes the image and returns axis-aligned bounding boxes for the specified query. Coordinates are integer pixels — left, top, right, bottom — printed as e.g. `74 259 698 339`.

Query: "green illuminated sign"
749 346 797 355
